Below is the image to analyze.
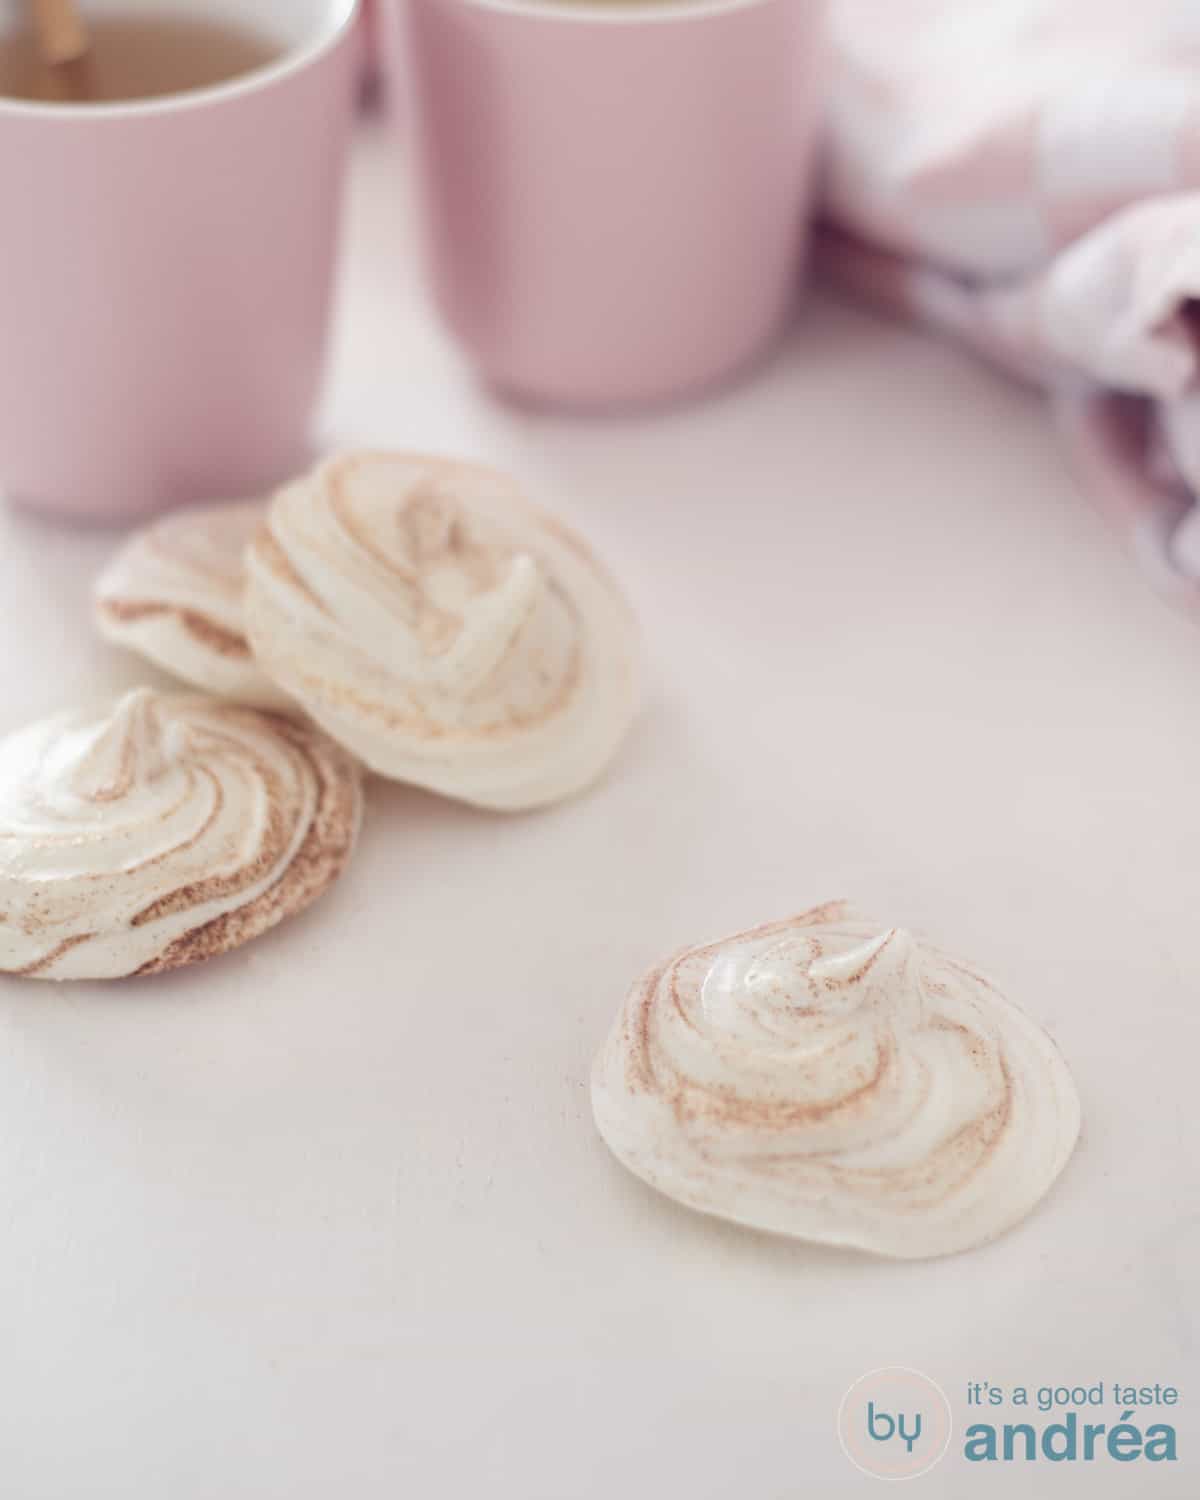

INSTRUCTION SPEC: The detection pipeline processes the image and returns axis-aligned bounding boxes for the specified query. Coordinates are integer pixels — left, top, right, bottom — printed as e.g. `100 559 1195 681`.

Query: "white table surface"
1 123 1196 1499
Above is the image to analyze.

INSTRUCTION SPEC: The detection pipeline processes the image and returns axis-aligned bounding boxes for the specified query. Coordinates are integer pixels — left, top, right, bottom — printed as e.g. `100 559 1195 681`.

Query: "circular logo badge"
838 1367 953 1481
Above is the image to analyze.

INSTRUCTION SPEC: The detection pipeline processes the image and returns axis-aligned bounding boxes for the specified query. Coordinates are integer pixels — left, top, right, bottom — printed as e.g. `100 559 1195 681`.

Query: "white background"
0 123 1196 1497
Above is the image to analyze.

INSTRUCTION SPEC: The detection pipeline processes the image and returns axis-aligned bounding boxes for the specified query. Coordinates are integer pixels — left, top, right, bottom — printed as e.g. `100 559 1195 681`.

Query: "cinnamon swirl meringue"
95 499 289 709
592 903 1080 1259
0 689 362 981
243 453 640 811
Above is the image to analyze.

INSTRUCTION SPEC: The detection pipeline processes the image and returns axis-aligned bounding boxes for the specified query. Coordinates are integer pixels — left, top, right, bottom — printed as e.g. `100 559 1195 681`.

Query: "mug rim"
453 0 792 25
0 0 360 121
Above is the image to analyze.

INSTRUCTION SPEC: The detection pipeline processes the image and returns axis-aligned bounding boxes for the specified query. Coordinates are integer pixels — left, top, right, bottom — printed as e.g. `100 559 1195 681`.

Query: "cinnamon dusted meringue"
243 453 640 811
592 903 1080 1259
0 689 362 981
95 499 289 708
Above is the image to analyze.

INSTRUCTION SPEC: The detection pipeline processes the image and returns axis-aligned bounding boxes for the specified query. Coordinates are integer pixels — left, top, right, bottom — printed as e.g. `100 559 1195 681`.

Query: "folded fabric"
822 0 1200 612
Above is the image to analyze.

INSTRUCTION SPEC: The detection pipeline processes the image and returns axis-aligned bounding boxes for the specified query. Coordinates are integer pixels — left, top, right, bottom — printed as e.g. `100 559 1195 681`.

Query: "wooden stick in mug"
31 0 90 65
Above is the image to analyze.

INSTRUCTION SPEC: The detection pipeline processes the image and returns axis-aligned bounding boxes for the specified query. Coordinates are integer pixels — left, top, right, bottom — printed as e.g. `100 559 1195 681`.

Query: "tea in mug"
0 13 283 105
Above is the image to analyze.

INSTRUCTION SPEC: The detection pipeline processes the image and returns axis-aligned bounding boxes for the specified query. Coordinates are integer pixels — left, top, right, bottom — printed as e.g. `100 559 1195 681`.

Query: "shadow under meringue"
593 1149 913 1277
591 1139 1076 1277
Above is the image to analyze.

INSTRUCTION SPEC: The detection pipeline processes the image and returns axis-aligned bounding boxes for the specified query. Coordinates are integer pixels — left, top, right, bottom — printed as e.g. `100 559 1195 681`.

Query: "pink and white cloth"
822 0 1200 610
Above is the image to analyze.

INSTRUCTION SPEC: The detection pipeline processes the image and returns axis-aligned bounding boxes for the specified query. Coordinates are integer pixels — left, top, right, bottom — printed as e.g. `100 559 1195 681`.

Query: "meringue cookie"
95 499 289 709
0 689 362 980
592 903 1080 1259
243 452 640 811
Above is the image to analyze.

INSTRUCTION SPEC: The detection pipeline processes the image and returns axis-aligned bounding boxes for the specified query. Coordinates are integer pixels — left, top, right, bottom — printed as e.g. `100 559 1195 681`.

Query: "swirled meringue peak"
95 498 289 709
0 689 362 981
243 453 641 811
592 903 1080 1259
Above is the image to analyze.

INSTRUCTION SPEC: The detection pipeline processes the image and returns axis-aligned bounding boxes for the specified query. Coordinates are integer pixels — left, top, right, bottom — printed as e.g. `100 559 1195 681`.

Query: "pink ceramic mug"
402 0 825 409
0 0 360 524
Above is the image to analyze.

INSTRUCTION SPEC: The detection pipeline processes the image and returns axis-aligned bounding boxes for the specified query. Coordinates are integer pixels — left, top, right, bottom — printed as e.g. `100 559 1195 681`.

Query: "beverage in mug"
0 13 283 103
